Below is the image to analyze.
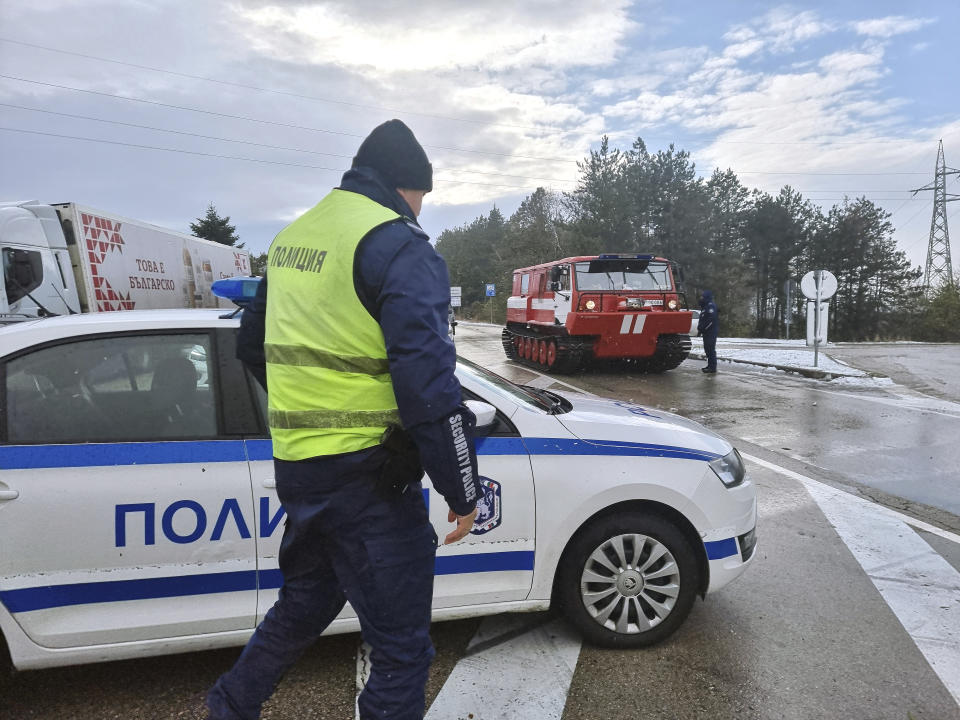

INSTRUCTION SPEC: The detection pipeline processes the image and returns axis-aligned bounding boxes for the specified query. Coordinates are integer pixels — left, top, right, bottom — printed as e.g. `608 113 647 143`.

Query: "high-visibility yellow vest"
264 189 403 460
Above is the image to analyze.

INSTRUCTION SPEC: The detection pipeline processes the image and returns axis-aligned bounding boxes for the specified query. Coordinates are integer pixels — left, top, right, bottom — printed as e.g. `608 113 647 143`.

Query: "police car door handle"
262 478 276 489
0 489 19 501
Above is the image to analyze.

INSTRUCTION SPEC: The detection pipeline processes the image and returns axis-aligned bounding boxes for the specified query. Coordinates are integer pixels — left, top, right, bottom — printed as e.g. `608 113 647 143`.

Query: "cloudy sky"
1 1 957 269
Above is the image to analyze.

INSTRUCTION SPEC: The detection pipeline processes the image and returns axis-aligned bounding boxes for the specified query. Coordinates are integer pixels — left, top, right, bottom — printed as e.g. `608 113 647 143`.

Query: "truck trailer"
1 201 250 321
502 253 693 373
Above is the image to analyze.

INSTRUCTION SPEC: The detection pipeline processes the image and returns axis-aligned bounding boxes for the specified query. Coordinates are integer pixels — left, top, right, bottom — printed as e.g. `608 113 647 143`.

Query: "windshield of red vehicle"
574 260 673 291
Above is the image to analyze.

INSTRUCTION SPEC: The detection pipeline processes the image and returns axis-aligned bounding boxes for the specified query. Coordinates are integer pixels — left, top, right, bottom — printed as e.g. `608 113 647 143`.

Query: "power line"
736 170 927 176
0 126 570 191
0 102 578 184
0 100 934 189
0 74 580 164
3 39 953 160
795 189 913 193
0 36 557 134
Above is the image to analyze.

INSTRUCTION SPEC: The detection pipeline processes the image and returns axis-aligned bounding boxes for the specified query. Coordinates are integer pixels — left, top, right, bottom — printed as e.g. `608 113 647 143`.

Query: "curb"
687 351 885 380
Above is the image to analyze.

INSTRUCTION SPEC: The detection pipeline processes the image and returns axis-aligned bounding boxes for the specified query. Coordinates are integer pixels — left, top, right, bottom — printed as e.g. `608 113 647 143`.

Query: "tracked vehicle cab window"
574 259 672 292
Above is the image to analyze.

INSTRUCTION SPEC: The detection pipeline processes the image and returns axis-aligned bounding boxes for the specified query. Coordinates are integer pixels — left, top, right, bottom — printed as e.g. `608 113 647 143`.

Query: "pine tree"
190 204 241 247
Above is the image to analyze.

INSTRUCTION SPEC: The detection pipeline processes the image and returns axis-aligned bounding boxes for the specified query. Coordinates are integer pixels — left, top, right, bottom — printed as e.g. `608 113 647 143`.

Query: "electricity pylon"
911 139 958 292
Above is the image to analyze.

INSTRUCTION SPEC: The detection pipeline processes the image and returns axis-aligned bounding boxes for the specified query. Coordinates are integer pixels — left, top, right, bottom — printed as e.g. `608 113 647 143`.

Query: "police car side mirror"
465 399 497 435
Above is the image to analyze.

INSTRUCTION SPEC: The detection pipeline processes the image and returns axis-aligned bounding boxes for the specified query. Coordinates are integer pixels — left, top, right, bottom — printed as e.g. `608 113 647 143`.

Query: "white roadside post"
801 270 837 368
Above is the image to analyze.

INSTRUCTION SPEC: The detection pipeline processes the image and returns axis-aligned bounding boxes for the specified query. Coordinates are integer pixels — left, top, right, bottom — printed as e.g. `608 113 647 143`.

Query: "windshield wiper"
520 385 565 414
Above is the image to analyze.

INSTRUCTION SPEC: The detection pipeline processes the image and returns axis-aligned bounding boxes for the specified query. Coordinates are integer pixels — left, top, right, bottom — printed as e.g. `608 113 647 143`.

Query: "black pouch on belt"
376 424 424 499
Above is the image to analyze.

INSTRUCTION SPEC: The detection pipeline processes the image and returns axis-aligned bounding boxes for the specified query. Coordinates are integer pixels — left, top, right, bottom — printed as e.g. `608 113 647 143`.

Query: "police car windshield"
456 357 558 413
575 260 672 291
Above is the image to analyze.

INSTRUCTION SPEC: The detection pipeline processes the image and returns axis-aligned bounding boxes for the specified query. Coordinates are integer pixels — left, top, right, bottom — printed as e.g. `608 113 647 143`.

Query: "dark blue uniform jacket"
237 167 481 516
697 290 718 338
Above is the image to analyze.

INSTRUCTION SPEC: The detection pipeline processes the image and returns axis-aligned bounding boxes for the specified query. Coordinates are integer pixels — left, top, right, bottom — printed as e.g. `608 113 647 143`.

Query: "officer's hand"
445 507 478 545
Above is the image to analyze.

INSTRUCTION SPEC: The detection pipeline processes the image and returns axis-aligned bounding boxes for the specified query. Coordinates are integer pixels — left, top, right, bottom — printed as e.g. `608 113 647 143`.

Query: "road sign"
800 270 836 367
800 270 837 301
485 283 496 297
450 286 462 307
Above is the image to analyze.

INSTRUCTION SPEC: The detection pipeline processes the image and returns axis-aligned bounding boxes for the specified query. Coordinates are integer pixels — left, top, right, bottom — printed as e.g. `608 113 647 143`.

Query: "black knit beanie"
352 119 433 192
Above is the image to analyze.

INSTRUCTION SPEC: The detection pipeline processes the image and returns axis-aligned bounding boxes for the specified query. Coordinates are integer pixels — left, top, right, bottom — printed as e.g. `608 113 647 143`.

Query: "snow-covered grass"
714 348 865 375
828 375 895 387
693 337 832 347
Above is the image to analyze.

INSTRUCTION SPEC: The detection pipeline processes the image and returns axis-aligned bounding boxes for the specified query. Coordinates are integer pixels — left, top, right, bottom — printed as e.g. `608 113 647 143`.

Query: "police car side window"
4 333 217 444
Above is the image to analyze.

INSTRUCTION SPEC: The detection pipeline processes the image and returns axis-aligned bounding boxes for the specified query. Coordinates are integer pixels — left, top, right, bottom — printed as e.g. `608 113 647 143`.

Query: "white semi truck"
0 201 251 321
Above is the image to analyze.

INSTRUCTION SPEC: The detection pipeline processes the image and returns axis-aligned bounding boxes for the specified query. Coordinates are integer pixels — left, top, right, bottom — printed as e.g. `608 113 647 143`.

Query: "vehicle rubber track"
501 328 519 360
644 333 691 372
502 327 586 374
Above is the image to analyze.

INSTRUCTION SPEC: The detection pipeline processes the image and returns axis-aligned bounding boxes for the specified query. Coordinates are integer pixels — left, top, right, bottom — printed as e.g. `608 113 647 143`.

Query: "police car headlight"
668 299 678 310
709 448 746 488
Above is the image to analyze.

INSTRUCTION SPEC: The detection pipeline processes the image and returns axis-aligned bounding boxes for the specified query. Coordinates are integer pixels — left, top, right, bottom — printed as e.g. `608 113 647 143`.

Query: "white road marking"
525 374 556 390
808 387 960 420
354 640 372 720
743 453 960 705
425 614 583 720
498 363 597 397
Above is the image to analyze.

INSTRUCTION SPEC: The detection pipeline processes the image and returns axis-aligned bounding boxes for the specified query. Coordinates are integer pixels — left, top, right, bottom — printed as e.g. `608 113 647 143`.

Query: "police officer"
207 120 482 720
698 289 719 373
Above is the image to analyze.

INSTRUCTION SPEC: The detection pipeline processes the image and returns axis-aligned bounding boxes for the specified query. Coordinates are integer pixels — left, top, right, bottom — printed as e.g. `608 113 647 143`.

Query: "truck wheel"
546 340 557 368
538 339 547 365
558 512 700 648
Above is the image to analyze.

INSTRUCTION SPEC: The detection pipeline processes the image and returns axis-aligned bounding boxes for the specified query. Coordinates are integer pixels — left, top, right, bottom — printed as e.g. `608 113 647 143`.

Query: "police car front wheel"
558 513 699 648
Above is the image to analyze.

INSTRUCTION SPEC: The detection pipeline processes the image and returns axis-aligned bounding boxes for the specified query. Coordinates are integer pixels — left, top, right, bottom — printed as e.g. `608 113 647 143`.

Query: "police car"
0 310 756 670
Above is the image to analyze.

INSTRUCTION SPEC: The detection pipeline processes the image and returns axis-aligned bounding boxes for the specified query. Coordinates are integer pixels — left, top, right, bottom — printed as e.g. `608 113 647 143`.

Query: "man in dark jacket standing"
207 120 481 720
698 289 719 373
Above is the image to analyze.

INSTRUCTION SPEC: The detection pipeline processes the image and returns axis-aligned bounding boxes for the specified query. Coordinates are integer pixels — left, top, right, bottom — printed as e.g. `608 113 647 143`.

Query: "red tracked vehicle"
502 253 693 373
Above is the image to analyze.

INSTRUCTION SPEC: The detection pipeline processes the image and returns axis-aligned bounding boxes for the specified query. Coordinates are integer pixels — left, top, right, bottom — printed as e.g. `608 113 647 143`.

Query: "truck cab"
0 202 78 321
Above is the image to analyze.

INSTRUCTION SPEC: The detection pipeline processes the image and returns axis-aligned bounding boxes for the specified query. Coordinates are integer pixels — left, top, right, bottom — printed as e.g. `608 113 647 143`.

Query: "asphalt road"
830 342 960 403
460 329 960 522
3 325 958 719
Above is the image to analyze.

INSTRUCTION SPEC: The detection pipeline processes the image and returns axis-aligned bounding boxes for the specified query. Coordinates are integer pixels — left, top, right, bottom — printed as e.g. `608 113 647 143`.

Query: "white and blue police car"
0 309 756 670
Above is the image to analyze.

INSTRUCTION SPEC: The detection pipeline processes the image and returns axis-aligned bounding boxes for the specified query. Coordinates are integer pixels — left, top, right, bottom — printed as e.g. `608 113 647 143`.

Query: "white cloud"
724 39 765 59
723 9 836 56
851 16 935 38
233 1 635 74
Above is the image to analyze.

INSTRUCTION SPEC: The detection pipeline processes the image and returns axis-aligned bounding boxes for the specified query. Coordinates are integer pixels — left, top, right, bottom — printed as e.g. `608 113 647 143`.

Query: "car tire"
558 512 700 648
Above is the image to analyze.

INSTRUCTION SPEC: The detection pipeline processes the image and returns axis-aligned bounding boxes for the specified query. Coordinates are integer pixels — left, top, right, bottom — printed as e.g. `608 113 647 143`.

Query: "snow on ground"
829 375 896 387
717 348 865 375
690 337 874 379
707 337 815 346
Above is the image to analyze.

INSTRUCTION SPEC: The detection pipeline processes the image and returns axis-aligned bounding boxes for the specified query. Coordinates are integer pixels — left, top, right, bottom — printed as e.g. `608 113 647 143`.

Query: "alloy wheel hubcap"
579 533 681 634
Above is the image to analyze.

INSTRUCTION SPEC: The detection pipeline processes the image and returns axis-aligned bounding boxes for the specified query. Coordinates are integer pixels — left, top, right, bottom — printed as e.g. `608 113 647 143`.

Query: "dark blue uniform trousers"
207 447 438 720
703 334 718 370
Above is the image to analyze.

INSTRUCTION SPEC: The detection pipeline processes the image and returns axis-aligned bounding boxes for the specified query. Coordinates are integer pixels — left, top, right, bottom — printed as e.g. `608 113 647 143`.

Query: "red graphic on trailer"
233 251 250 276
82 213 136 312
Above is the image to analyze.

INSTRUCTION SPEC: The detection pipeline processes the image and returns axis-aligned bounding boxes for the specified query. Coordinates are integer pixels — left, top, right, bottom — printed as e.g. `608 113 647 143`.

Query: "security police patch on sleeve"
470 477 502 535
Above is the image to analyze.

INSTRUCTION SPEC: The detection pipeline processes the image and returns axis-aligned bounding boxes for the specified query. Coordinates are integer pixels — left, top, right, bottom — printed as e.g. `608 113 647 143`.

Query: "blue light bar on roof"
212 276 262 308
